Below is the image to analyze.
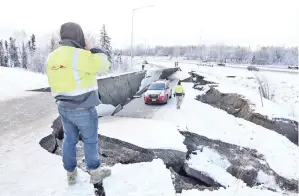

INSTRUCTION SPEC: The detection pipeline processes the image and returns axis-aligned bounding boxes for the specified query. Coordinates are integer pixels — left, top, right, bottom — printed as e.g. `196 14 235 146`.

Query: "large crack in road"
39 73 298 195
191 72 298 145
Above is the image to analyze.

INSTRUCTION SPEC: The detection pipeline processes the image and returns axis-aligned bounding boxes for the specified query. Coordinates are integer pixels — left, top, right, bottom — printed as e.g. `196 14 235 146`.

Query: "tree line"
0 34 37 70
1 27 297 74
0 25 115 73
118 45 298 66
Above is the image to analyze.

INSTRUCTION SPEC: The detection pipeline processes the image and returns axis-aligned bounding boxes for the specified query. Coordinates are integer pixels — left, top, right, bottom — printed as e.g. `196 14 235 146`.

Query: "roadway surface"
150 59 299 75
0 64 171 140
0 92 57 137
116 78 178 119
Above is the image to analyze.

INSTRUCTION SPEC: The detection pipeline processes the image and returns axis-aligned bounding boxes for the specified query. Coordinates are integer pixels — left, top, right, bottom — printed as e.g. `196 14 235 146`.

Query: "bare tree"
85 32 101 48
49 33 59 52
13 30 28 54
255 75 275 100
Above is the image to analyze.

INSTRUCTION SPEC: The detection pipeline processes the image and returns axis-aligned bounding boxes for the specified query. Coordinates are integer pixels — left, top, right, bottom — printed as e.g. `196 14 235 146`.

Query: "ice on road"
99 116 187 152
104 159 176 196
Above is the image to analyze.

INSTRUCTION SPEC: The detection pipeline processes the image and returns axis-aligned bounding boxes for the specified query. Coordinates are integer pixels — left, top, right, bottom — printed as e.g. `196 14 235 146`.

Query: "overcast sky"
0 0 298 48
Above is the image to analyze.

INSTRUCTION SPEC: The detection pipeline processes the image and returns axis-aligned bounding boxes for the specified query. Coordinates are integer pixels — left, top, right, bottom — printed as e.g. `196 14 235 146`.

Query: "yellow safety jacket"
46 46 110 97
174 85 184 96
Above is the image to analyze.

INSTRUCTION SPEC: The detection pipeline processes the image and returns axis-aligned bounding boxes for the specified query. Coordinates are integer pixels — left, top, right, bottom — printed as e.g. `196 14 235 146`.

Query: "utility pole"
130 5 154 69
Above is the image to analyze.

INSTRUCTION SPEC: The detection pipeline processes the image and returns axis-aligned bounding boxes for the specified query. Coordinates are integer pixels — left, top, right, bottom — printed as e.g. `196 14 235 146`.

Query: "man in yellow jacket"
46 22 111 185
174 80 185 109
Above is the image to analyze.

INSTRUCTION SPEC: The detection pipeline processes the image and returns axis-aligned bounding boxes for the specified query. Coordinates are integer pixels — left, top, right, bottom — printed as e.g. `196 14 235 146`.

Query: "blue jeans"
58 106 100 172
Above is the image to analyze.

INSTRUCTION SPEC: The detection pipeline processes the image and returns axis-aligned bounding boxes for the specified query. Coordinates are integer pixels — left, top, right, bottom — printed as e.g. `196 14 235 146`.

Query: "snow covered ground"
138 67 163 91
194 66 299 118
0 58 149 102
99 116 186 152
146 56 298 71
152 83 299 181
104 159 176 196
0 67 49 101
199 78 296 121
178 186 295 196
186 147 237 188
0 112 95 196
148 58 299 118
1 64 298 195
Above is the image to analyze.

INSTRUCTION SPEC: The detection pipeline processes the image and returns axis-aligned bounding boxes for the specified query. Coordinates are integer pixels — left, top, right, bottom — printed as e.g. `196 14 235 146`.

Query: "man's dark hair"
178 81 181 85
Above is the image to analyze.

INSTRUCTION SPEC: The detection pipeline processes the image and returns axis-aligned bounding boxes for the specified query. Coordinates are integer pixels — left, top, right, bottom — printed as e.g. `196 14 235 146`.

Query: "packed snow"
0 67 49 101
178 186 295 196
149 58 299 117
104 159 176 196
138 67 163 91
95 103 117 116
1 63 298 196
0 59 147 102
193 66 299 118
99 116 187 152
186 148 241 187
212 82 296 121
169 70 191 81
150 58 299 118
152 83 299 181
0 117 95 196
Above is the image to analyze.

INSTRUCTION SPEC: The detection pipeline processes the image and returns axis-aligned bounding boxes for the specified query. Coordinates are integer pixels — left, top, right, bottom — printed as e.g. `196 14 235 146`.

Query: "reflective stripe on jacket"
174 85 184 94
46 46 110 97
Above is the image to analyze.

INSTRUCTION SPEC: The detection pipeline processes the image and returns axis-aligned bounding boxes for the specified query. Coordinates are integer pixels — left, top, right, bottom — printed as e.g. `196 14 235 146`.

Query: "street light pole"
130 5 153 69
130 10 134 69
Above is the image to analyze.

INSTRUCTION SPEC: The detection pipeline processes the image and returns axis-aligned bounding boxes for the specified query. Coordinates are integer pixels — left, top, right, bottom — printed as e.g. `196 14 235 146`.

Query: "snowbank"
0 124 95 196
193 66 299 118
99 116 187 152
152 83 299 181
97 70 142 79
169 70 191 81
104 159 176 196
0 67 48 101
178 186 292 196
186 148 239 187
150 59 299 117
214 83 296 121
138 67 163 91
95 104 116 116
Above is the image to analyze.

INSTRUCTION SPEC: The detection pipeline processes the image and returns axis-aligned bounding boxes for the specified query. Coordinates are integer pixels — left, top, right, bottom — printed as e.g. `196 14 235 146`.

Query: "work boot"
90 167 111 184
67 168 78 186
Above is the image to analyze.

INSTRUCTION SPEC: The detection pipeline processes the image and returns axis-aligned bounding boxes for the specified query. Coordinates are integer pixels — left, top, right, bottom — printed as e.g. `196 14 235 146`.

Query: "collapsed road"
190 72 298 145
39 68 298 195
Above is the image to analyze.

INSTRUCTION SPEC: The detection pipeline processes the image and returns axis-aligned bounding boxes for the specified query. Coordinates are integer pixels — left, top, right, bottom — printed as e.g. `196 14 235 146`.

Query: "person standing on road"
174 80 185 109
46 22 111 185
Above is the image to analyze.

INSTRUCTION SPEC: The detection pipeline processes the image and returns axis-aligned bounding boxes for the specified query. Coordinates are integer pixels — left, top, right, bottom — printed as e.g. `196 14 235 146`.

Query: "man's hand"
85 39 93 51
90 48 105 54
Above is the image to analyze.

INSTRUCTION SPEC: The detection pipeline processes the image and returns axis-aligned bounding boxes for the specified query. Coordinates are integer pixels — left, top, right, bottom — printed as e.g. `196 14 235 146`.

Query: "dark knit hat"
60 22 85 48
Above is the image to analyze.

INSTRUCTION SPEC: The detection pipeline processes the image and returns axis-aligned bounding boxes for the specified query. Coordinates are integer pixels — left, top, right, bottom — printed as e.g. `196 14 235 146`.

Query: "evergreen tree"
100 24 112 61
4 40 8 50
21 43 28 69
8 37 20 67
4 40 8 67
28 40 31 50
0 40 5 67
30 34 36 52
